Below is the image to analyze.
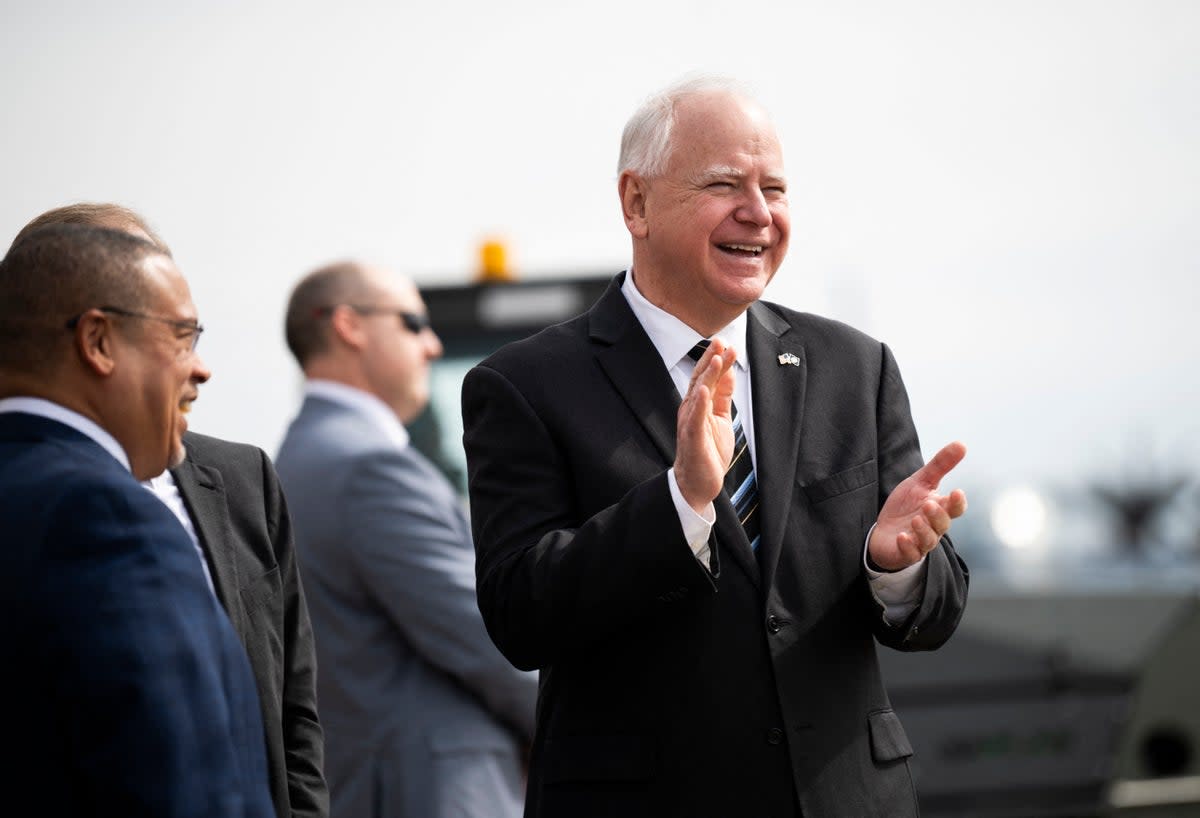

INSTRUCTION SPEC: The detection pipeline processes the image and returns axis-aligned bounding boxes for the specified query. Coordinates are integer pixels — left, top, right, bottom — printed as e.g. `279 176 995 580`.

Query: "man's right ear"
74 310 118 377
619 171 649 239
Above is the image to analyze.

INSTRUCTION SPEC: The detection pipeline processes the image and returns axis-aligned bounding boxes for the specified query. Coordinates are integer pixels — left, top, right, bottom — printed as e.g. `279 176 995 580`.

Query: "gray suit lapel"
172 456 245 631
746 302 807 590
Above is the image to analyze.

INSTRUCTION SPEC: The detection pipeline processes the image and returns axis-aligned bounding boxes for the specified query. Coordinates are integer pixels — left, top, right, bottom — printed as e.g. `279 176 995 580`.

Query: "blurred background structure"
3 1 1198 814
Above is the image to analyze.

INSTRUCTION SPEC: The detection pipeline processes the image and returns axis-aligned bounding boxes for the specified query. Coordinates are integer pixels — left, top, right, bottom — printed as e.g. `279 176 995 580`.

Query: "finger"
709 335 729 355
685 345 714 394
686 338 728 396
676 383 711 454
711 350 736 418
937 488 968 518
921 499 951 538
914 440 967 489
909 513 940 554
684 337 722 391
675 384 724 507
895 530 922 565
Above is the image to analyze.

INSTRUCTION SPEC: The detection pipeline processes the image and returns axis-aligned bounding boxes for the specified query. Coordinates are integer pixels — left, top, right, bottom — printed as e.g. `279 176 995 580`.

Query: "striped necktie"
688 341 761 552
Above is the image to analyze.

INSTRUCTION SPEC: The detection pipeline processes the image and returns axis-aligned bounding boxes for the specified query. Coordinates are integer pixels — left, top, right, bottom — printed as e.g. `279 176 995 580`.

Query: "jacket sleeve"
259 450 330 818
339 448 540 740
461 363 717 673
869 342 969 651
45 480 254 817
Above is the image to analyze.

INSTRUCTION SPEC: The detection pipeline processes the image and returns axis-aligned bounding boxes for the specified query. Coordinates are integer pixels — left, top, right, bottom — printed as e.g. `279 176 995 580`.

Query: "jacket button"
766 615 781 634
766 727 784 745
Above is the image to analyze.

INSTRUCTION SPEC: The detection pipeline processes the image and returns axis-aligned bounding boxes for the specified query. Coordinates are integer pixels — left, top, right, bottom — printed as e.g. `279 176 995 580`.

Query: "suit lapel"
587 276 763 589
172 455 245 632
746 302 807 590
711 489 761 589
589 276 680 465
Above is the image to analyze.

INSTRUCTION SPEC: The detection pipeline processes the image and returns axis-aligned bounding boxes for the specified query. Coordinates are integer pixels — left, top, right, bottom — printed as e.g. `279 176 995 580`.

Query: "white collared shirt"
621 270 756 470
143 471 215 595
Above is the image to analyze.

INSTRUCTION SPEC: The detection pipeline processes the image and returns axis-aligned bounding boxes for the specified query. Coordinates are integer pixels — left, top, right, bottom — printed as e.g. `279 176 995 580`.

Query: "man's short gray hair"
0 224 164 374
617 75 758 178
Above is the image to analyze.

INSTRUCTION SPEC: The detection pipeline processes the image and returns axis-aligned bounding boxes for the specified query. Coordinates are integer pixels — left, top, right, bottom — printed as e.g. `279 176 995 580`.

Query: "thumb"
914 441 967 488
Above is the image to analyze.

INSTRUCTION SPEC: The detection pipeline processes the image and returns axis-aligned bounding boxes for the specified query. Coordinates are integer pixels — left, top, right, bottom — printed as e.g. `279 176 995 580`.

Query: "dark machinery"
881 589 1200 817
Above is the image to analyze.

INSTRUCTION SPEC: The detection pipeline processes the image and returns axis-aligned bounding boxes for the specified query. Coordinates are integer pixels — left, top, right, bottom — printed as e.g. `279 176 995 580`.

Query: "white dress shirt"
619 271 925 621
143 471 215 595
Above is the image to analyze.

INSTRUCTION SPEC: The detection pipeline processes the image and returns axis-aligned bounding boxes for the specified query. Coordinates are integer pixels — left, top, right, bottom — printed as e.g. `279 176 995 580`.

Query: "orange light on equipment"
477 238 515 282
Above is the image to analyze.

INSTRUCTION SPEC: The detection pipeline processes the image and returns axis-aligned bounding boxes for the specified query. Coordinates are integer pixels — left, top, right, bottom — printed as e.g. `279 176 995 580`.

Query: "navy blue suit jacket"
0 411 275 818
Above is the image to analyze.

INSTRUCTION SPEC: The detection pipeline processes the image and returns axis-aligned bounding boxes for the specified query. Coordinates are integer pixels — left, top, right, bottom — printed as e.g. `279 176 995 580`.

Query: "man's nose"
735 187 772 227
191 353 212 383
425 329 444 360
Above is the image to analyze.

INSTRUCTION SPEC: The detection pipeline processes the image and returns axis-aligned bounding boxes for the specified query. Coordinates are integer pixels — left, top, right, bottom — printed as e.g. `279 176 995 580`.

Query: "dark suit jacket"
0 412 275 817
173 431 328 818
461 274 969 818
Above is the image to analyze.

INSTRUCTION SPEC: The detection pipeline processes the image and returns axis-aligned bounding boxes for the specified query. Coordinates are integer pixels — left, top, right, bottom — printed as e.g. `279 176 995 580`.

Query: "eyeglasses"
66 305 205 351
314 305 432 335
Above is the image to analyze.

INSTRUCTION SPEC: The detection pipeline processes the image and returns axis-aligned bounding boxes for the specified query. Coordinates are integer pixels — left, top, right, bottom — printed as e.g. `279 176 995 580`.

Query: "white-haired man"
461 76 970 817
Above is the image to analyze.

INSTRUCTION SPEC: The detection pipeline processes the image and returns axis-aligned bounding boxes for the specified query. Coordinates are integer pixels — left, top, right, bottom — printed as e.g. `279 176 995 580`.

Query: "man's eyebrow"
695 166 788 187
697 166 743 182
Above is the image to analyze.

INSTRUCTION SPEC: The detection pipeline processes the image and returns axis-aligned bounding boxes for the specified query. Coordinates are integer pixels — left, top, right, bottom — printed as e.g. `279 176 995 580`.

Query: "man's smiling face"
632 90 790 334
112 255 211 478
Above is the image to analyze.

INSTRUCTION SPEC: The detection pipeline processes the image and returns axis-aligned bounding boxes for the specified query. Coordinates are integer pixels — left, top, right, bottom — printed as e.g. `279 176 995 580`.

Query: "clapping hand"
867 441 968 571
674 338 737 514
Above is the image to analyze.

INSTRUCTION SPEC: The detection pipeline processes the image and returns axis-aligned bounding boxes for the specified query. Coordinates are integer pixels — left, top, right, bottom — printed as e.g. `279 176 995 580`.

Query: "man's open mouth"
718 243 764 257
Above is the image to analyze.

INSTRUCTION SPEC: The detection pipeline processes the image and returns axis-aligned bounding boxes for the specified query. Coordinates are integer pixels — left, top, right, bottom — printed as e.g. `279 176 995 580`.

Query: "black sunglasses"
314 305 431 335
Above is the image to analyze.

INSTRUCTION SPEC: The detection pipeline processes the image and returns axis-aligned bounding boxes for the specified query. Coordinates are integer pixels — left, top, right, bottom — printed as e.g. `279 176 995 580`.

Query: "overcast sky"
3 0 1197 556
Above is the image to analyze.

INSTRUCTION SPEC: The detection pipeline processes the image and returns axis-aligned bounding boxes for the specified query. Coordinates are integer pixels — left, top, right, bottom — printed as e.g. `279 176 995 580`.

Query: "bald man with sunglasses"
276 260 538 818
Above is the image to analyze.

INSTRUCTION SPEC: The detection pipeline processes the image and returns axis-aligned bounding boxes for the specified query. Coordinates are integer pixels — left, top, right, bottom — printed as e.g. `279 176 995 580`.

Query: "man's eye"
707 181 735 190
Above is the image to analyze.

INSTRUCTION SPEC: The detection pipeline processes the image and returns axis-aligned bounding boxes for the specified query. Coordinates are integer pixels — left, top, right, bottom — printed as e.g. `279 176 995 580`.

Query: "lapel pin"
777 352 800 367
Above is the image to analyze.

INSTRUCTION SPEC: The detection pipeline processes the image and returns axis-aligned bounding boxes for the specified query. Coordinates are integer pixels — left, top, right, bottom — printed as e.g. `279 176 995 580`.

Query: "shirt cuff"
668 467 715 571
863 524 928 623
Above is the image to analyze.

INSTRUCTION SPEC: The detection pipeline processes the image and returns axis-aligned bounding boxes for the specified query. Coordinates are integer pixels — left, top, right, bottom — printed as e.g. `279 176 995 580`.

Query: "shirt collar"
620 269 749 372
0 396 132 471
303 379 410 449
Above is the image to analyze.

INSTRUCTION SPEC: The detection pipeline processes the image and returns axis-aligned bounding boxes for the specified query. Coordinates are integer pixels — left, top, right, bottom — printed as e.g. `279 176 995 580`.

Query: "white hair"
617 74 759 177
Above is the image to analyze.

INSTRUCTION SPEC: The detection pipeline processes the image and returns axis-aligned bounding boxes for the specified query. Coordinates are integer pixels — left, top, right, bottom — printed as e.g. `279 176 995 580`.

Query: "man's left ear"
619 171 650 239
74 310 118 377
329 304 368 351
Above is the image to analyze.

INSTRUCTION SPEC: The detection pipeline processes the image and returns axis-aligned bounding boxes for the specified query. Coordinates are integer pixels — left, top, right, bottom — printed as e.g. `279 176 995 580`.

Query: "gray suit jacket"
276 394 537 818
172 431 328 818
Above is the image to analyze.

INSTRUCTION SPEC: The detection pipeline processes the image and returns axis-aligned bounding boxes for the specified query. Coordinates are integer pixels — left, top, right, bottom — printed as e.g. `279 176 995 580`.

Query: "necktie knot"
687 339 711 363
